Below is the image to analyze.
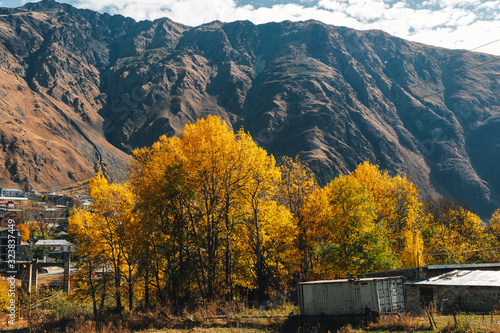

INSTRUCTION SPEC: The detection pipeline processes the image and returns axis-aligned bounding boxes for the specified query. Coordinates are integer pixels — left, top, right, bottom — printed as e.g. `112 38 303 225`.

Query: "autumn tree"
236 148 298 300
422 198 493 264
128 116 298 303
70 208 111 317
15 223 29 242
352 162 424 268
129 143 196 306
304 174 397 279
69 173 138 313
277 156 317 278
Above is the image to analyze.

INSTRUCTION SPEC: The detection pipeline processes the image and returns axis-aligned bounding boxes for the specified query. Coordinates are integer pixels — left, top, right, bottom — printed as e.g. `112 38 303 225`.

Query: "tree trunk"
115 270 122 310
254 207 265 301
128 265 133 311
144 264 150 309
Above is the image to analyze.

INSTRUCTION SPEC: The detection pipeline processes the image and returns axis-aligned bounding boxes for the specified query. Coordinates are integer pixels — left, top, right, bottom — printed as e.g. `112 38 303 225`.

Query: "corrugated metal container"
298 277 405 316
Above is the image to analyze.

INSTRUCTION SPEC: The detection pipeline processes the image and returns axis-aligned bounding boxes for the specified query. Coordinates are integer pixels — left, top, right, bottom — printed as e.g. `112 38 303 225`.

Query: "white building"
0 188 25 198
34 239 74 255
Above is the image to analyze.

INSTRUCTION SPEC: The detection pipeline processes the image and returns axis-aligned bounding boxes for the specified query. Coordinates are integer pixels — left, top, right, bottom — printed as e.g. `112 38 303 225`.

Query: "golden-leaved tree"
304 174 397 279
352 162 424 267
69 173 139 314
128 115 298 303
277 156 318 278
237 148 297 300
422 198 494 264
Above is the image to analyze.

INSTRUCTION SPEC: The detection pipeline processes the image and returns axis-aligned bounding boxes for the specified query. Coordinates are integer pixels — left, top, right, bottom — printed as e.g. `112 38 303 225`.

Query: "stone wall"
406 284 500 314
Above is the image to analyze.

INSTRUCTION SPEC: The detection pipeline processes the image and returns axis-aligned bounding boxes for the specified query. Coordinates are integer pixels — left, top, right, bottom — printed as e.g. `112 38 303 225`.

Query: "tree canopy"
68 115 499 314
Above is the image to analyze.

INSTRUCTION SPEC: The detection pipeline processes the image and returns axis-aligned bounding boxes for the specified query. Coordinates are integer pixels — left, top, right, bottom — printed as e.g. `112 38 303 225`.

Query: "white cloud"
69 0 500 55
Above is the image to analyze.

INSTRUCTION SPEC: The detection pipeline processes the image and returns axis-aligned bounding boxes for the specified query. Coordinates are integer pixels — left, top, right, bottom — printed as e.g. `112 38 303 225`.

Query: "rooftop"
299 276 404 285
34 239 73 246
410 270 500 287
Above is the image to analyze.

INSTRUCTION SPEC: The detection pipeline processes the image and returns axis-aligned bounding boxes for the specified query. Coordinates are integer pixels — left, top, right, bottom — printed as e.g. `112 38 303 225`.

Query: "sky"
1 0 499 55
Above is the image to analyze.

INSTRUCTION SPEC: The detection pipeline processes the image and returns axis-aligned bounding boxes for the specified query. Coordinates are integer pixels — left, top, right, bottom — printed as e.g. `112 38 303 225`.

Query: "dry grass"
337 312 500 333
5 294 500 333
367 314 430 332
63 301 296 333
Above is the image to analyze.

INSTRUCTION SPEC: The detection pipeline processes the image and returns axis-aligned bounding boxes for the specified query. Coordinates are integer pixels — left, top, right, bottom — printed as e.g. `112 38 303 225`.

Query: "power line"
423 246 500 257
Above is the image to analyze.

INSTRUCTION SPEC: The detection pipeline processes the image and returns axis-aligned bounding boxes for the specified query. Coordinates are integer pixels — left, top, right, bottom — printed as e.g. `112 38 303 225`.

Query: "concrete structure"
406 270 500 314
0 188 25 198
298 277 405 317
0 228 21 261
21 259 71 293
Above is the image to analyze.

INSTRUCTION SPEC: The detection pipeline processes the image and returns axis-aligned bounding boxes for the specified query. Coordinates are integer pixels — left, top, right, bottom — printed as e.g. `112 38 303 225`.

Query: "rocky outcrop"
0 0 499 217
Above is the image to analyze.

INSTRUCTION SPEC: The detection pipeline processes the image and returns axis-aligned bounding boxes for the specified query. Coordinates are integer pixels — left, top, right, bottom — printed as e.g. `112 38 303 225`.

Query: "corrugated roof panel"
411 270 500 287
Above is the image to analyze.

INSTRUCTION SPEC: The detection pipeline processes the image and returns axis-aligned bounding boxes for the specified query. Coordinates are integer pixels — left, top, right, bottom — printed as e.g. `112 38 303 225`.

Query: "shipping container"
298 277 405 316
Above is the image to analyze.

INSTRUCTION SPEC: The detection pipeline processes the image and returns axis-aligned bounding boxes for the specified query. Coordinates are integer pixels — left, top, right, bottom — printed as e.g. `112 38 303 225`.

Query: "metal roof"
427 263 500 270
34 240 73 246
410 270 500 287
299 276 404 285
0 196 28 201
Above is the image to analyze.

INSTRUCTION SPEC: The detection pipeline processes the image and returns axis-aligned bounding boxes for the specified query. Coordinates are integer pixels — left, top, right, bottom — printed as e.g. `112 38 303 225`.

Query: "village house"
0 212 20 228
0 200 22 212
34 239 74 259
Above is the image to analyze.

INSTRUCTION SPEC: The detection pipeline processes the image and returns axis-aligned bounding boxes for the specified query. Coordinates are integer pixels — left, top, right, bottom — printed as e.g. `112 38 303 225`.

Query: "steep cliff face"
0 0 499 216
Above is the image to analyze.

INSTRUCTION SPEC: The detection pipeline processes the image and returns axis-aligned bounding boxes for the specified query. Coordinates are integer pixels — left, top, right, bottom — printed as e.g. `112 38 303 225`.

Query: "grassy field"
3 292 500 333
67 310 500 333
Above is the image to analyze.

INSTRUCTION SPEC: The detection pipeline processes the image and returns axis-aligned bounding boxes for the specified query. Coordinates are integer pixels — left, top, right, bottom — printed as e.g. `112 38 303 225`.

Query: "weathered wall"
406 284 500 314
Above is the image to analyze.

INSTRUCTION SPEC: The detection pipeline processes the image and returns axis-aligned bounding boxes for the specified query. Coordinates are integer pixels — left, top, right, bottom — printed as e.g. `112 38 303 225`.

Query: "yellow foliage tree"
70 173 138 314
423 201 493 264
304 174 397 279
70 208 111 317
352 162 424 267
278 156 318 278
129 115 299 302
236 148 298 299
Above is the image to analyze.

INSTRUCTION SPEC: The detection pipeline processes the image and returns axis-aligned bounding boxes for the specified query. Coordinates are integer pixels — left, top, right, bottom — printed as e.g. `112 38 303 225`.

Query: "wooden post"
21 263 32 293
425 307 435 330
63 259 70 293
31 259 38 289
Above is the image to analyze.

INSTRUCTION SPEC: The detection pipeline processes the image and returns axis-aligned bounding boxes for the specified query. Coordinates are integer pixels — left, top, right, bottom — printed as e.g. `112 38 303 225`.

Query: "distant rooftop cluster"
0 187 90 269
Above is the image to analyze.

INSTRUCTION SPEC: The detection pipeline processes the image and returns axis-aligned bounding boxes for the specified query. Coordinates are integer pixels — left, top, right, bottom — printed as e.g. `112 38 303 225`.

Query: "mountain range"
1 0 499 217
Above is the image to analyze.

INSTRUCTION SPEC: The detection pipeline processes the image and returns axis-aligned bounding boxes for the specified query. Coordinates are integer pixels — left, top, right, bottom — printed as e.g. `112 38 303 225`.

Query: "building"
34 239 74 259
0 228 21 262
363 263 500 281
0 212 20 229
0 188 25 198
406 270 500 314
0 200 22 212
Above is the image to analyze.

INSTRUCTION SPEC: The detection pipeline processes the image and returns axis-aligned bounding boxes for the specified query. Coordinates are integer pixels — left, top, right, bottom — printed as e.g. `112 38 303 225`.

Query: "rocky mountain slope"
1 0 499 217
